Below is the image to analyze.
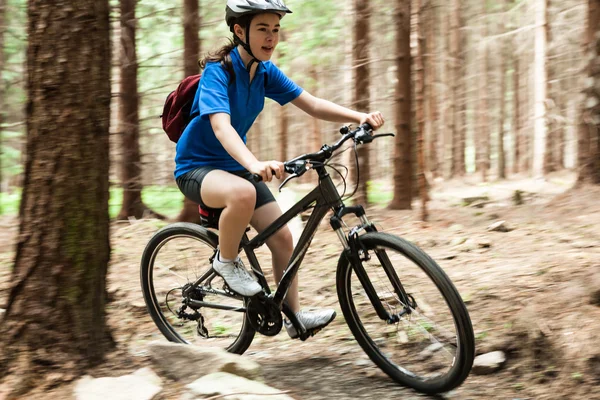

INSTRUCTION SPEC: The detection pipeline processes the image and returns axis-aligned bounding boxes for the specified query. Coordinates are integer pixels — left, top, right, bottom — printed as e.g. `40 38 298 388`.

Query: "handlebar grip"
361 122 374 132
252 169 279 182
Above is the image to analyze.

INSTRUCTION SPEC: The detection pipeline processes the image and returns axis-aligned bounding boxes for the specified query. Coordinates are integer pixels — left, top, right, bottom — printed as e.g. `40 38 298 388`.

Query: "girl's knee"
270 226 294 254
228 182 256 208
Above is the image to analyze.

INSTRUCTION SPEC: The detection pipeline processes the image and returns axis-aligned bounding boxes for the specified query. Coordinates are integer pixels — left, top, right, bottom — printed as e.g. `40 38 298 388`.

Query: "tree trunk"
0 0 5 207
456 0 467 176
353 0 371 205
497 4 507 179
183 0 200 79
577 0 600 184
543 0 557 174
448 0 460 178
477 4 489 181
532 0 548 177
425 1 439 177
177 0 202 223
117 0 161 220
0 0 113 393
416 0 428 221
389 0 412 210
513 50 521 174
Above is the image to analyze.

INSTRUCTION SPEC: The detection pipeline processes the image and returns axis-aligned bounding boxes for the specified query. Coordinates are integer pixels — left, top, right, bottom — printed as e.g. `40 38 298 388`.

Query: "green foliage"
0 188 21 216
1 186 183 218
108 185 184 219
282 0 345 68
367 181 393 205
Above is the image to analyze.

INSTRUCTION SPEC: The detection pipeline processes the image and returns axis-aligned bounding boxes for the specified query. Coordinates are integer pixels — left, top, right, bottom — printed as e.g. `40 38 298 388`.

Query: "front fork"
331 206 413 324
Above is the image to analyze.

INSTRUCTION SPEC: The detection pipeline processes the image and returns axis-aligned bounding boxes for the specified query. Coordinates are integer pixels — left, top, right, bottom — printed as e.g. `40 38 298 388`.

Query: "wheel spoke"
338 233 474 393
141 226 255 354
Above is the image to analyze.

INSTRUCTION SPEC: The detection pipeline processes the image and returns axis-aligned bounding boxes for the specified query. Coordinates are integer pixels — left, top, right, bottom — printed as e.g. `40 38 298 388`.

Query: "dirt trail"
1 172 599 399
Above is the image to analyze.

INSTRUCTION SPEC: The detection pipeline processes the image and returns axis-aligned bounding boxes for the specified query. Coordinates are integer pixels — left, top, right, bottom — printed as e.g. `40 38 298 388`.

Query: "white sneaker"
284 309 337 339
212 251 262 297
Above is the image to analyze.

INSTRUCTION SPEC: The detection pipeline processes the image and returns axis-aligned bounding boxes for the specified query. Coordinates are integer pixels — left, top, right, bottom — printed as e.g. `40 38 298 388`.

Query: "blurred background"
1 0 596 217
0 0 599 399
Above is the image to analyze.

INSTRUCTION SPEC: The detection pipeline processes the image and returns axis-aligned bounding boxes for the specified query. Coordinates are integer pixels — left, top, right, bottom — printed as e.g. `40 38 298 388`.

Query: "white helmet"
225 0 292 28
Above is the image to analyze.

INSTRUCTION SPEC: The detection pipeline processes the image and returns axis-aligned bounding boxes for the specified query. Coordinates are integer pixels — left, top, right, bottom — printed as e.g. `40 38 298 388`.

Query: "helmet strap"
233 20 260 72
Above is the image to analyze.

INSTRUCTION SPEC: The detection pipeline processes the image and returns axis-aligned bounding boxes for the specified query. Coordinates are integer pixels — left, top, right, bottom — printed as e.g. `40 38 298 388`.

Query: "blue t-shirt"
174 47 303 177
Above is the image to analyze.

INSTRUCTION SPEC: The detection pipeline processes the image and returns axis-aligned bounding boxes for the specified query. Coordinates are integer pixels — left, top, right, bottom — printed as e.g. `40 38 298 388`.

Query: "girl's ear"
234 23 245 41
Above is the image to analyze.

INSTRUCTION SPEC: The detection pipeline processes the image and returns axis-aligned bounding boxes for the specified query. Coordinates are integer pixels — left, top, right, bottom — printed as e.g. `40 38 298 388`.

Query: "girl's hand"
359 111 385 130
249 160 284 182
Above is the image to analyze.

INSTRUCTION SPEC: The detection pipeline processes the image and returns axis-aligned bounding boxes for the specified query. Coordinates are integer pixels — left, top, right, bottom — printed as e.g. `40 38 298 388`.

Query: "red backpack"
161 74 201 143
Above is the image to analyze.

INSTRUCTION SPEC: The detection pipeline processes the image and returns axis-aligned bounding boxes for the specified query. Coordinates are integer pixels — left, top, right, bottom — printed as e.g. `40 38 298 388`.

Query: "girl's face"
235 13 281 61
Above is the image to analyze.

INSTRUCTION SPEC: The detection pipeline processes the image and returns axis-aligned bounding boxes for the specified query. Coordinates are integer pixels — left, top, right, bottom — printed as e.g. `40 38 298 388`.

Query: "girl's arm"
209 112 283 181
291 91 385 128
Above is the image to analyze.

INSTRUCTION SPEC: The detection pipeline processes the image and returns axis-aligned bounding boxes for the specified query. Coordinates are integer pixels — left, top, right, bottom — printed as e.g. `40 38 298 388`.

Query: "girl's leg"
250 202 299 312
200 170 256 260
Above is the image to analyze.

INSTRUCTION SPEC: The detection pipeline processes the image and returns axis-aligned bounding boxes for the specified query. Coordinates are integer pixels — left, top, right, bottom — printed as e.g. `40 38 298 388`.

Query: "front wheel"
140 222 255 354
336 232 475 394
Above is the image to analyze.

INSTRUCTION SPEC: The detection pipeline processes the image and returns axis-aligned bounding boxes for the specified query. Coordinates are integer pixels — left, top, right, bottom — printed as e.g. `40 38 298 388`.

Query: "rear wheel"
140 222 255 354
337 232 474 394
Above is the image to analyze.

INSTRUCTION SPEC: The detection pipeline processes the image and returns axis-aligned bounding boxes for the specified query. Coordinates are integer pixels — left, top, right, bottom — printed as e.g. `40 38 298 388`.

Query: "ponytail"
198 39 237 83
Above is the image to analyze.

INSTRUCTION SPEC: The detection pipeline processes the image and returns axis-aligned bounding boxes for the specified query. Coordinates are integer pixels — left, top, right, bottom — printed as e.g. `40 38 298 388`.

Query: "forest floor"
1 170 600 399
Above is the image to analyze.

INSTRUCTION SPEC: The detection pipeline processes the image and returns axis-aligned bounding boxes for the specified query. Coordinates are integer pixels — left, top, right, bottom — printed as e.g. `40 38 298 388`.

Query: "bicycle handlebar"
253 123 394 184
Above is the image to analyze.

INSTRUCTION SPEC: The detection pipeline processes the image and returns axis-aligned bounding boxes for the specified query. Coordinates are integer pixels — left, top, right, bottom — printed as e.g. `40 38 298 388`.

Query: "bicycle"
140 123 475 394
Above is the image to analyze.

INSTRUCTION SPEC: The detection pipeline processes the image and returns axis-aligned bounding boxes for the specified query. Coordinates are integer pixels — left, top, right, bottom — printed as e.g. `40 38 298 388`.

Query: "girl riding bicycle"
175 0 385 339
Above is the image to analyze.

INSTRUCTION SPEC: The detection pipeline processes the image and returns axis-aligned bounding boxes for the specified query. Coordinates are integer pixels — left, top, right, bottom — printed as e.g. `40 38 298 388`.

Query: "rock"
147 341 261 384
585 267 600 306
448 224 465 233
572 241 596 249
487 221 512 232
460 239 479 252
185 372 294 400
476 238 492 248
463 196 489 206
354 359 372 367
450 237 467 247
472 351 507 375
417 342 444 361
73 368 162 400
0 309 5 316
512 190 524 205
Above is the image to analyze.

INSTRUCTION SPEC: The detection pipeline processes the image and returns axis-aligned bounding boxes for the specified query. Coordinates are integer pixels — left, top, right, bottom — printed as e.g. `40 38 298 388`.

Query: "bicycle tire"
336 232 474 393
140 222 255 354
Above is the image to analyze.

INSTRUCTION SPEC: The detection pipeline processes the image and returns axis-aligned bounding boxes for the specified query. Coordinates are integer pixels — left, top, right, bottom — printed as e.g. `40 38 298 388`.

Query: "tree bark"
416 0 428 221
577 0 600 184
389 0 412 210
353 0 371 205
177 0 202 223
477 3 489 181
513 49 521 174
0 0 5 206
456 0 467 176
117 0 162 220
425 0 439 177
544 0 557 174
498 4 507 179
448 0 460 178
0 0 113 393
532 0 548 177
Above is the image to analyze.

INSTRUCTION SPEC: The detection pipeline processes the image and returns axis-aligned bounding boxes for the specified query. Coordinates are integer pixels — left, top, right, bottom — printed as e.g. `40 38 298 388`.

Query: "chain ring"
246 296 282 336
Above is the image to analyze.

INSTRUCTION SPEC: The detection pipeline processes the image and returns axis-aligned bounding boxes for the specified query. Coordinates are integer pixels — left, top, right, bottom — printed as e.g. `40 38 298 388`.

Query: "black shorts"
175 166 276 210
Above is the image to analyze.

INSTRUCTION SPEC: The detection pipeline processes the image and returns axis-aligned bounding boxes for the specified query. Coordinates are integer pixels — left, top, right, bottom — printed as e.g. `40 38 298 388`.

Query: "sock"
217 249 234 263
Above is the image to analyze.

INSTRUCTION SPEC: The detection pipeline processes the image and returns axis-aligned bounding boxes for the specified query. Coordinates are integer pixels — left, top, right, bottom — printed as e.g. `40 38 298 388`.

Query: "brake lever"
372 133 395 139
278 173 298 192
358 132 395 144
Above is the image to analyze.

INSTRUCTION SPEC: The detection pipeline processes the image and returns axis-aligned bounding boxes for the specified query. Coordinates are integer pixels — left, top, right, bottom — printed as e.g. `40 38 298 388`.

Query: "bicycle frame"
242 166 345 307
185 125 411 329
